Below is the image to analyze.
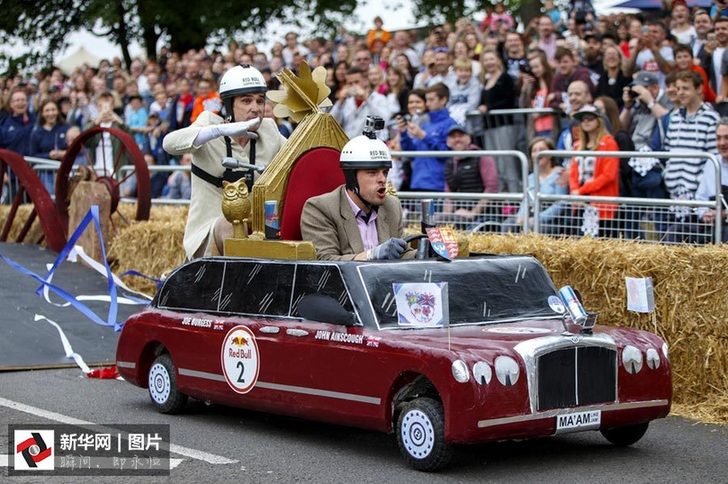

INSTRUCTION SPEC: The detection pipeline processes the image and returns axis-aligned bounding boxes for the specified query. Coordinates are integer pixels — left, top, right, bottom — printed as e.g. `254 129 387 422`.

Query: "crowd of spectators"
1 1 728 241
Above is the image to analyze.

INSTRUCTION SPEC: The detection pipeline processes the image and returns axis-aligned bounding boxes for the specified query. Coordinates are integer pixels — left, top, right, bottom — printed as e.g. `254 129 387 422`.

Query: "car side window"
157 260 226 312
291 264 354 318
220 261 295 316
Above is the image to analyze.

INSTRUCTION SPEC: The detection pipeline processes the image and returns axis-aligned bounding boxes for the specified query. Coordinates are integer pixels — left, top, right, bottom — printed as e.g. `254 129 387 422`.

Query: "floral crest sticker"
393 282 449 327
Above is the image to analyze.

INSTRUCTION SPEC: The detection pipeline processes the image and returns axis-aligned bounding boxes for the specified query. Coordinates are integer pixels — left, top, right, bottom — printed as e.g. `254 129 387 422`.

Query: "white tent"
56 46 101 75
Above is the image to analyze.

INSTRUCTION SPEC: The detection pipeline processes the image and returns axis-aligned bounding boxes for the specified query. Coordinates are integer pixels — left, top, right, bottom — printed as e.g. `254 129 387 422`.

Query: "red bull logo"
231 336 248 347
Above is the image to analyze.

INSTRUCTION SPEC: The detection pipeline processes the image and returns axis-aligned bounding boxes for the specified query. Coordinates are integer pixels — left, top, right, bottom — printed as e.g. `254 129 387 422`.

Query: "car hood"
376 317 661 358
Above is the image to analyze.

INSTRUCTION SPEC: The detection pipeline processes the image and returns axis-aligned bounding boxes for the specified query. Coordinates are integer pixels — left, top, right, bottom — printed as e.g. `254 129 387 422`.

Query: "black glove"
369 238 407 260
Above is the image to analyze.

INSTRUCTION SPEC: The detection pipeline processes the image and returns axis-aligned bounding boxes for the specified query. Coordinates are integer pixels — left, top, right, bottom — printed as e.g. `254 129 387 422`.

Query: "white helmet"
340 135 392 170
219 64 267 100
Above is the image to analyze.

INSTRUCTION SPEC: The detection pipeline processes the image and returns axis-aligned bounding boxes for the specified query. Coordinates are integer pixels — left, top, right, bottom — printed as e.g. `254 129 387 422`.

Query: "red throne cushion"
278 147 344 241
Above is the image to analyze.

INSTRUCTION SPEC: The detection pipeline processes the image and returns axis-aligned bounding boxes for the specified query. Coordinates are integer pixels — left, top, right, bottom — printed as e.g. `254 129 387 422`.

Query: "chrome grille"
537 346 616 411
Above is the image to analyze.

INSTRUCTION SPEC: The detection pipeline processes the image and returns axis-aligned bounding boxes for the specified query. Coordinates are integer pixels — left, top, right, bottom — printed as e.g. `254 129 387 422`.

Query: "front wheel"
148 353 188 414
396 398 452 471
600 422 649 446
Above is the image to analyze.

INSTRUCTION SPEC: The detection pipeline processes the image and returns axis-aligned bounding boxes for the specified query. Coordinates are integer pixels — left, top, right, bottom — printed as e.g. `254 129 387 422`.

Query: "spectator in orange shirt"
674 44 715 103
568 105 620 237
190 78 221 123
366 17 392 53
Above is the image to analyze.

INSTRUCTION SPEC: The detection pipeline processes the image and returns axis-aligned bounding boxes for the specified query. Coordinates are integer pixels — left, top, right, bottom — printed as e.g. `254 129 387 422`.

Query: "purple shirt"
345 191 379 251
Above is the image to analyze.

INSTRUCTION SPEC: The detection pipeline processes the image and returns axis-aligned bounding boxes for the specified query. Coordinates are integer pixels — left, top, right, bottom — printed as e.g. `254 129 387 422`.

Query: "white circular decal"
484 327 552 334
221 326 260 394
548 295 566 314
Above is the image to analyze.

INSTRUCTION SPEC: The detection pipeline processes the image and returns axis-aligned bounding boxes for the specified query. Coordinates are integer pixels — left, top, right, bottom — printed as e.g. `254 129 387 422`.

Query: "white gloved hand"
193 118 261 147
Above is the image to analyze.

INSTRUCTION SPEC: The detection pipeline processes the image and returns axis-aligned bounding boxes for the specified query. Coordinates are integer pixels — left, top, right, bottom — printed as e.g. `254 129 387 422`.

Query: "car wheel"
396 398 452 472
148 353 187 414
600 422 649 446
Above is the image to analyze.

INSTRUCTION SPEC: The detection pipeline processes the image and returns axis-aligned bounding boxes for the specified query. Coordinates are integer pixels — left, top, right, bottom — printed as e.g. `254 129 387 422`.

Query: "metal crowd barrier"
465 108 566 145
10 149 727 244
533 150 722 244
393 150 530 233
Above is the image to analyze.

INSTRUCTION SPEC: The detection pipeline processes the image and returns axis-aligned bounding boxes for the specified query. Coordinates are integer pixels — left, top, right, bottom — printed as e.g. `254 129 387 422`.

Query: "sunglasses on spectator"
579 114 598 123
355 56 371 61
433 47 449 54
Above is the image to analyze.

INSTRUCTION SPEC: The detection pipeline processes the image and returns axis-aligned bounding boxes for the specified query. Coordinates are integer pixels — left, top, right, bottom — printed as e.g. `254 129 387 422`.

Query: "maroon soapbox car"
116 254 671 471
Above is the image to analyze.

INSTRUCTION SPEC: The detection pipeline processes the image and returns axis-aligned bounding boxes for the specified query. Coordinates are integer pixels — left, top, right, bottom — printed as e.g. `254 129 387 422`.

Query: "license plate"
555 409 601 433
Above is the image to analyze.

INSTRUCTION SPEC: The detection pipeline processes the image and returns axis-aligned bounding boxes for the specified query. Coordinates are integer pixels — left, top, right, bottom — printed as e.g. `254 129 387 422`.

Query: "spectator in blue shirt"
1 89 36 155
125 94 149 150
29 100 70 194
29 100 69 160
397 83 457 191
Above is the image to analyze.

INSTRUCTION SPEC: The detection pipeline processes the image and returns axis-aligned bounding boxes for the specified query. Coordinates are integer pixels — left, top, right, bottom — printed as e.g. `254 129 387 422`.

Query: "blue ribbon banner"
0 205 151 331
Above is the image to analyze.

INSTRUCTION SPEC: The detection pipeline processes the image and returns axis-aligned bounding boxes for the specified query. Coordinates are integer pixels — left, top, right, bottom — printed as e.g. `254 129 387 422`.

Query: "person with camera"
619 71 671 152
398 83 457 192
330 66 390 139
300 122 415 261
624 19 674 89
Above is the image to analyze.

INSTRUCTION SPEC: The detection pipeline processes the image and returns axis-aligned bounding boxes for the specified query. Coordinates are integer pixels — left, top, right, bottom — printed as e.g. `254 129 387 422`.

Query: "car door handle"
286 328 309 337
259 326 280 334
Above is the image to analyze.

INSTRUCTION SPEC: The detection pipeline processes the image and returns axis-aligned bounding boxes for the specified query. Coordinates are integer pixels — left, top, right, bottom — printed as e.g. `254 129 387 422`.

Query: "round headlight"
494 356 520 386
472 362 492 385
451 359 470 383
622 345 643 374
662 342 669 360
646 348 660 370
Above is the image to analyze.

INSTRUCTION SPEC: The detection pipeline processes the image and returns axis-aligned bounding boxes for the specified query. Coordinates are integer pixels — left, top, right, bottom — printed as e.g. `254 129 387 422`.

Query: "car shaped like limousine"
116 255 672 471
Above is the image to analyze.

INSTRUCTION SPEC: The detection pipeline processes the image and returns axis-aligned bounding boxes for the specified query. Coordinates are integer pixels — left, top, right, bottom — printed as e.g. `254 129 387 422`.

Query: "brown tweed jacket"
300 185 413 261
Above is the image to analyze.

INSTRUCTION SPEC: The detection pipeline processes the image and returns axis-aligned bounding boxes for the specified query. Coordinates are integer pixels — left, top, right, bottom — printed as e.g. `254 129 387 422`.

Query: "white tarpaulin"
56 46 101 75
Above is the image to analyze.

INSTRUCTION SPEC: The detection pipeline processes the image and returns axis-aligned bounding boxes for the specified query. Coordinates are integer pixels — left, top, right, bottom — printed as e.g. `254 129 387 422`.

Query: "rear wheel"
396 398 452 471
600 422 649 446
148 354 187 414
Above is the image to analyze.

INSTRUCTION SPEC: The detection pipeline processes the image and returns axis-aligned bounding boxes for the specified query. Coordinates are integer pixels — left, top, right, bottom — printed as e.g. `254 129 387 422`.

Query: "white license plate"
556 409 601 432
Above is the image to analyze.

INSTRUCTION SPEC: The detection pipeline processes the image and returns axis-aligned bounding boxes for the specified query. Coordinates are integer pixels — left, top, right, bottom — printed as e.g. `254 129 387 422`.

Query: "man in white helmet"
300 118 414 261
164 64 286 259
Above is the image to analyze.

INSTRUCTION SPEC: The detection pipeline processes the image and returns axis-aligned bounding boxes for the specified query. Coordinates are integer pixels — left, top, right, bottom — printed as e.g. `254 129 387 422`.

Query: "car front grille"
537 346 616 411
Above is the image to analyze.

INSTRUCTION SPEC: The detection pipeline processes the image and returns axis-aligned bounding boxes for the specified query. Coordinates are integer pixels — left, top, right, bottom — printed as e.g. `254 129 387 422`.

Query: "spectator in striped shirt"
663 71 720 202
661 71 720 243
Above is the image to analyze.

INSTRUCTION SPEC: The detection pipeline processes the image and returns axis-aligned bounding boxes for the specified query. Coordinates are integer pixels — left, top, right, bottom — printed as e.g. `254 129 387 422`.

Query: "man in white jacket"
164 65 286 259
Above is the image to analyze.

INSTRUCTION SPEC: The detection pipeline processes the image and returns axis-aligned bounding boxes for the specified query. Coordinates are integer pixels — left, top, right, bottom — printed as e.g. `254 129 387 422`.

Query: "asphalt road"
1 368 727 483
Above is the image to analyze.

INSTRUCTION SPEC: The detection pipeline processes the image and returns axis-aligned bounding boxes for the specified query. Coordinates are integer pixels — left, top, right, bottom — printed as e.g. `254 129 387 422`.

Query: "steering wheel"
404 234 432 260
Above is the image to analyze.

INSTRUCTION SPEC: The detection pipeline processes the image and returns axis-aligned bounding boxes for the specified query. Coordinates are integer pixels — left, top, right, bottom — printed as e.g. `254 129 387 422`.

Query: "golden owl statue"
221 178 252 239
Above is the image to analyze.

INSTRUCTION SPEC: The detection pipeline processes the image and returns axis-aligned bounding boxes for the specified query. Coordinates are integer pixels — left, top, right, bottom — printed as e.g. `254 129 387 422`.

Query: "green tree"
410 0 542 28
0 0 356 74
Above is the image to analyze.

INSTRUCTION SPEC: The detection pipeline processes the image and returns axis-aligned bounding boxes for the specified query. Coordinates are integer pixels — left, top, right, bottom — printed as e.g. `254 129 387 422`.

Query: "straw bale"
469 233 728 423
0 204 48 246
107 218 185 295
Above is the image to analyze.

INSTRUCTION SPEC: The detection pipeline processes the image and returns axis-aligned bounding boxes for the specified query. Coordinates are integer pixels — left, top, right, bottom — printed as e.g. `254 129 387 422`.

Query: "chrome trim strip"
178 368 226 382
286 328 309 337
255 381 381 405
259 326 280 334
116 361 136 369
178 368 381 405
476 399 669 429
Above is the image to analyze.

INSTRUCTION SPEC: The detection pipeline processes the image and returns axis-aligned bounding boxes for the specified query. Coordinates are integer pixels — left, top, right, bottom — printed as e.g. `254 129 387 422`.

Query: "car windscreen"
356 257 559 328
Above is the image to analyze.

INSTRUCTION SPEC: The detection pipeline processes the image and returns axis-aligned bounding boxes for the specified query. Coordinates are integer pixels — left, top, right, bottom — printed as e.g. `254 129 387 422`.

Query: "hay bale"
469 233 728 423
107 218 186 295
0 203 48 246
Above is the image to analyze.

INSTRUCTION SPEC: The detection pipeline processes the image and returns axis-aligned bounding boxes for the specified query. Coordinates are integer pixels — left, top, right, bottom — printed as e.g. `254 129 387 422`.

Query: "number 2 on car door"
237 361 245 383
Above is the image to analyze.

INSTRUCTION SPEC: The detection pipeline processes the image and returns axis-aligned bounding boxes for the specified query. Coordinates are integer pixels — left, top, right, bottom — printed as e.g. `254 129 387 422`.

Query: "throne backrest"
278 147 344 241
